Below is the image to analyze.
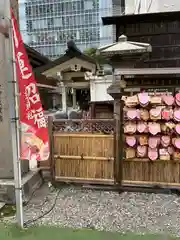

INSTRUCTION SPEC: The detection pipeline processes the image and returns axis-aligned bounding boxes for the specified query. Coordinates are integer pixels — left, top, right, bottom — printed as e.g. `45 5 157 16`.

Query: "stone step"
0 169 43 204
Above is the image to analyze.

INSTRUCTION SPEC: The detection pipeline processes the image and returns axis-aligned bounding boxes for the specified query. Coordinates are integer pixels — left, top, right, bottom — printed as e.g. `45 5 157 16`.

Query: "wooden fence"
54 133 114 184
123 159 180 187
42 118 115 185
40 118 180 188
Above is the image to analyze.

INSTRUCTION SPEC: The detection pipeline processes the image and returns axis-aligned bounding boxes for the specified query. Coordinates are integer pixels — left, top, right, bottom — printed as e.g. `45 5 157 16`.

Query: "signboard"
141 88 174 96
126 78 179 87
124 86 174 96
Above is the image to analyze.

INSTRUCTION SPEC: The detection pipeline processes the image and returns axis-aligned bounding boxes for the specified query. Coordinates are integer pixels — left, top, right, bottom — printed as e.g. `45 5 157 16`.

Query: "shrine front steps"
0 168 43 204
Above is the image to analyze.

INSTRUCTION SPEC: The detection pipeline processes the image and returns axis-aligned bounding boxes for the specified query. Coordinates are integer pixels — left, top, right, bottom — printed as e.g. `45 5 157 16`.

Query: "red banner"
11 10 49 161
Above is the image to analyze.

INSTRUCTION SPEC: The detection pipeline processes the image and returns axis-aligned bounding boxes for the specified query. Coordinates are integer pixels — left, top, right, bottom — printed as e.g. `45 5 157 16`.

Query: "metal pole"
4 0 24 228
11 24 24 229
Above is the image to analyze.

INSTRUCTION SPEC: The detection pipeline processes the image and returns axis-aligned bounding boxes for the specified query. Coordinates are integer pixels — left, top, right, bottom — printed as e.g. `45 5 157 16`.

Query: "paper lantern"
0 18 9 38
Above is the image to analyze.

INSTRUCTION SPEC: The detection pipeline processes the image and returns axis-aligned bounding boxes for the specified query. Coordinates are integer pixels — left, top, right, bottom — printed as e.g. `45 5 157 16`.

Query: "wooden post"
52 94 56 109
62 85 67 112
113 84 124 189
113 99 120 184
90 102 96 119
72 88 76 109
48 116 55 182
118 93 124 188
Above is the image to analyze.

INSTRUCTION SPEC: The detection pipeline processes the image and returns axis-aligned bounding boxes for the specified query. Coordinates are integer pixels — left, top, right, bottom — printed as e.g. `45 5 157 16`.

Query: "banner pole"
5 0 24 228
11 29 24 228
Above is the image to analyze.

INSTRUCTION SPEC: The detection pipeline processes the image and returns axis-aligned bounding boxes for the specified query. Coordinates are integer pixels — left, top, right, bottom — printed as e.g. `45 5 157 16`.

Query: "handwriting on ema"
25 83 46 129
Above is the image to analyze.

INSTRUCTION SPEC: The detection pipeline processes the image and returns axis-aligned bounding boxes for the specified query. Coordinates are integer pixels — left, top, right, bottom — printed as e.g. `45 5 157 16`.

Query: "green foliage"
84 47 106 67
0 205 16 218
0 224 175 240
84 47 97 57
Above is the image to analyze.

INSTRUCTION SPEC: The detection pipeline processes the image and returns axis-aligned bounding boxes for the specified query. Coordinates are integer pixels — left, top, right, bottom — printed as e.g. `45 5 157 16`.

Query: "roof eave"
25 44 50 64
101 48 151 57
114 67 180 75
102 11 180 26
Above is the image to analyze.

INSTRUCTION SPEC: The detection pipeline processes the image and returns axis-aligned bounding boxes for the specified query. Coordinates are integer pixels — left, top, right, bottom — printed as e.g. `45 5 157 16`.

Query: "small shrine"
85 72 114 119
25 45 59 110
98 34 151 57
36 41 97 113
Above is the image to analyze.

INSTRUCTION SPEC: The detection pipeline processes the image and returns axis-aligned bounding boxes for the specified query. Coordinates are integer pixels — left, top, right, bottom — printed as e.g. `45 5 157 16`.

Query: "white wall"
157 0 180 12
125 0 180 14
125 0 136 14
90 76 113 102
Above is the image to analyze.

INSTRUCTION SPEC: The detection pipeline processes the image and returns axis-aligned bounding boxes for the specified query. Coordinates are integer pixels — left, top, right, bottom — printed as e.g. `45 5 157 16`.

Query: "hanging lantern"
0 18 9 38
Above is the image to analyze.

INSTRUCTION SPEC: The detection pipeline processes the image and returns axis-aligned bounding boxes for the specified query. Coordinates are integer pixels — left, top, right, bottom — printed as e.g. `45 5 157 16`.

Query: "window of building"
92 28 100 41
72 2 78 11
26 20 32 32
47 18 54 28
54 17 63 27
32 19 46 30
93 0 99 9
76 1 82 12
84 0 93 10
57 32 67 43
46 4 53 14
38 5 44 15
21 0 116 59
76 30 80 40
75 15 81 26
80 1 84 10
85 14 89 25
25 5 32 16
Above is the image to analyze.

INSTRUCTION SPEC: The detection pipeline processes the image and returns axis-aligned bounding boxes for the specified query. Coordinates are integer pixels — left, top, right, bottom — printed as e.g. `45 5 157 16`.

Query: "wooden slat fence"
123 159 180 187
40 117 180 188
54 133 114 184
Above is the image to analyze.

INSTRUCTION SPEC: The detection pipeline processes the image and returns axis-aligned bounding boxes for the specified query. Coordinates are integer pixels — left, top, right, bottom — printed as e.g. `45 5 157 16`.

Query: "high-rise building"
19 0 125 59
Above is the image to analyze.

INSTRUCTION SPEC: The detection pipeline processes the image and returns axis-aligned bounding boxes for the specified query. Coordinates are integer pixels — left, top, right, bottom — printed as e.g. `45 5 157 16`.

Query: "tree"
84 47 106 68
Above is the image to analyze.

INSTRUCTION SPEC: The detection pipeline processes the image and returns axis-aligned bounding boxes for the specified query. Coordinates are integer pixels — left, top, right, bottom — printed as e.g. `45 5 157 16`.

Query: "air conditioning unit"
97 69 104 76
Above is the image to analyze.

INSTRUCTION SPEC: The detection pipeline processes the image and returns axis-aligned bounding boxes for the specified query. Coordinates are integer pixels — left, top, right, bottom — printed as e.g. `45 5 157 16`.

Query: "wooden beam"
37 83 57 89
55 176 114 185
54 155 114 161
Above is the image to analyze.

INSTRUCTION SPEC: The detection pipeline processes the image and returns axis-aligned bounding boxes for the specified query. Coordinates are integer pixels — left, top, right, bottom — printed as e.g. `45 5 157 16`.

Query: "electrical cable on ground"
23 181 44 207
24 189 60 228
